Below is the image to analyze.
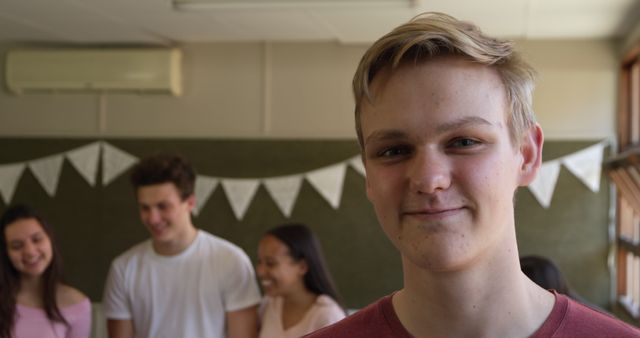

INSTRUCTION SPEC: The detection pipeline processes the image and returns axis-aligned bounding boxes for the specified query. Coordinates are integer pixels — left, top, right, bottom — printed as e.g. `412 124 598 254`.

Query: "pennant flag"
561 143 605 192
28 155 64 197
0 141 609 211
348 156 366 177
193 175 218 216
263 175 303 218
305 163 347 209
528 160 561 208
221 178 260 220
66 142 101 186
0 163 26 204
101 142 138 186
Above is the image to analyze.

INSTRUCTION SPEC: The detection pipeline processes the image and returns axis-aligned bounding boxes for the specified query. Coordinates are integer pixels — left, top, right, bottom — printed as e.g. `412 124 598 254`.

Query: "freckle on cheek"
421 254 432 268
411 241 419 251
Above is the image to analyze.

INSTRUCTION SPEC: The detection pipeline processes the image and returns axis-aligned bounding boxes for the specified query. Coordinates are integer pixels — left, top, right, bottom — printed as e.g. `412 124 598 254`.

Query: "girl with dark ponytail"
256 223 345 338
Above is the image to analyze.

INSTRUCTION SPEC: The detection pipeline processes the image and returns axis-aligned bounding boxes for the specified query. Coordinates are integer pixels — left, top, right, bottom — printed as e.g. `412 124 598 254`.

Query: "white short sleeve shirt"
103 230 260 338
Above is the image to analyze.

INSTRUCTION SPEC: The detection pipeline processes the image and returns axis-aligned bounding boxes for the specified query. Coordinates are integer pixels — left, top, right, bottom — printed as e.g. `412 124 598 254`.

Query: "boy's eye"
450 138 480 148
378 146 411 158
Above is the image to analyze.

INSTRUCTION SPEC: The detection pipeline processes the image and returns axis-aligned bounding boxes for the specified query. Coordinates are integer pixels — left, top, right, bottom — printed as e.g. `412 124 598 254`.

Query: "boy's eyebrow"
364 129 408 147
435 116 494 133
364 116 495 146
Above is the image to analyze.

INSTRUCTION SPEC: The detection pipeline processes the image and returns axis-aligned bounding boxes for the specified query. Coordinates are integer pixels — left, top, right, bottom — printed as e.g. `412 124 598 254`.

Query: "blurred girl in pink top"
257 224 345 338
0 205 91 338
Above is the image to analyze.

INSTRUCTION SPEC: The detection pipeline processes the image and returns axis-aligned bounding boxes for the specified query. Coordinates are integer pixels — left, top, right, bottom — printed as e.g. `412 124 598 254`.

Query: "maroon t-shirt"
305 292 640 337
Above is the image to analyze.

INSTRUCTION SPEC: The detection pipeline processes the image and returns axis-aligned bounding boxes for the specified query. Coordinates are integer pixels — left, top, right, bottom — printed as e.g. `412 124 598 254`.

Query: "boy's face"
137 182 194 247
360 56 541 272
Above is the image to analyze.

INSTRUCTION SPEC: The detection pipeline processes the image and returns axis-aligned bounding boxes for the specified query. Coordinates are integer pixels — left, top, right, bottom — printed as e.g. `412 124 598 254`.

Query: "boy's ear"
186 194 196 211
518 124 544 187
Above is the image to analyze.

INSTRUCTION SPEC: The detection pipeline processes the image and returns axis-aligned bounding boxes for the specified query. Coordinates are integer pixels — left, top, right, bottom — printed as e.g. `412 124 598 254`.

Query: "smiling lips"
149 223 168 236
403 206 466 220
23 256 44 269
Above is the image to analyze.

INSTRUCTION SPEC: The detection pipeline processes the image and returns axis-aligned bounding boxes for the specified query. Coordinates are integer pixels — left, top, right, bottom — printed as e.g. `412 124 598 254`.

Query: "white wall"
519 39 617 140
0 39 618 140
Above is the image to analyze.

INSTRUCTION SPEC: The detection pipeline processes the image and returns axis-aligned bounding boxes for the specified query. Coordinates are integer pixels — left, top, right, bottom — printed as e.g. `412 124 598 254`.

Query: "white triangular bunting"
193 175 218 216
221 178 260 220
561 143 605 192
305 163 347 209
101 142 138 186
528 160 561 208
263 175 303 218
66 142 101 186
28 154 64 197
348 156 366 176
0 163 26 204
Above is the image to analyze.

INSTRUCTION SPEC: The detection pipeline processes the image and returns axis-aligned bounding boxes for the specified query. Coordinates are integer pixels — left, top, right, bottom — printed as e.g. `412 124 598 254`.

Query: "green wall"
0 138 610 309
516 141 611 308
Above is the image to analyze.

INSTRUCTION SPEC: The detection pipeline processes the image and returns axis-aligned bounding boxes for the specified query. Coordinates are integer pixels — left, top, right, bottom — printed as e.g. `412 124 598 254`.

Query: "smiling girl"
256 224 345 338
0 205 91 338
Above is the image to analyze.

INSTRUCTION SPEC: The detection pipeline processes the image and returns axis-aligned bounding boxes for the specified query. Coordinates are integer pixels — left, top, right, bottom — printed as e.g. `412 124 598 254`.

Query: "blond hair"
353 12 536 147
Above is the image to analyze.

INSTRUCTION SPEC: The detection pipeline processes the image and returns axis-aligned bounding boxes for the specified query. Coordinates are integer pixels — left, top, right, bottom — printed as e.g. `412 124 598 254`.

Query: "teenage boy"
103 154 260 338
307 12 639 337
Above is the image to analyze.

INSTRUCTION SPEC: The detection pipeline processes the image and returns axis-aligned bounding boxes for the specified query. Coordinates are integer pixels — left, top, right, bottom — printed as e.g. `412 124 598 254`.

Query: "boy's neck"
153 225 198 256
394 236 554 337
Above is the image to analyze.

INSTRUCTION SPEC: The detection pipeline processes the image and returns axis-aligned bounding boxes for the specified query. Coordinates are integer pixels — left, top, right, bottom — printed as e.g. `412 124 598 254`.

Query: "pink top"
259 295 345 338
13 298 92 338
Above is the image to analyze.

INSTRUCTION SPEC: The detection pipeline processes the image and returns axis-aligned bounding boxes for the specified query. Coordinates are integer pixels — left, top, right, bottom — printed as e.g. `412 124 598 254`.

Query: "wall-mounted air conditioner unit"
5 48 182 96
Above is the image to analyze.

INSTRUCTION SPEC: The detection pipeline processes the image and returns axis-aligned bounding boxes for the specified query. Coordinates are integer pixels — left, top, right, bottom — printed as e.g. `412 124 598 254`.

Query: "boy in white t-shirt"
103 153 261 338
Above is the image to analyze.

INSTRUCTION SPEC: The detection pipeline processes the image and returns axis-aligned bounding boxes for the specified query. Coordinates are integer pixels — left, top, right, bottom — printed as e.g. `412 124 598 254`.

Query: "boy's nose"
408 150 451 194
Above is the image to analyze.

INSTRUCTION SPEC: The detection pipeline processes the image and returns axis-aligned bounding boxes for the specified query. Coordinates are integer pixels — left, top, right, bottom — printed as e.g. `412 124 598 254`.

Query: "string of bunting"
0 140 607 219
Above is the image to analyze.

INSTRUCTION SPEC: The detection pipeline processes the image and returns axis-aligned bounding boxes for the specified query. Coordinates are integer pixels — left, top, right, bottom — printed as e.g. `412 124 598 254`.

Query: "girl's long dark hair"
265 223 344 311
0 205 68 338
520 255 575 297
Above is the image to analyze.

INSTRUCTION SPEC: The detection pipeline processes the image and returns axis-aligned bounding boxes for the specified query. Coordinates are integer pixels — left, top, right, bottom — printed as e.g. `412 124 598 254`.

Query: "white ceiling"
0 0 638 45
